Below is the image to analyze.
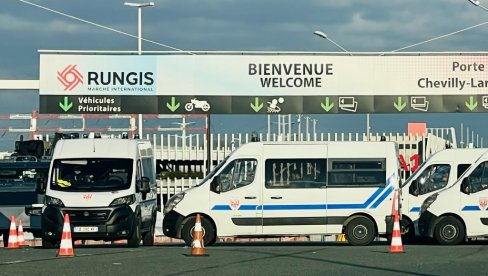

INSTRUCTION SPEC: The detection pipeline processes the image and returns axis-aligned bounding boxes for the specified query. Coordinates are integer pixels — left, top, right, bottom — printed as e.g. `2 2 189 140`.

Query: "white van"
163 141 400 246
418 148 488 245
396 148 487 242
40 138 158 248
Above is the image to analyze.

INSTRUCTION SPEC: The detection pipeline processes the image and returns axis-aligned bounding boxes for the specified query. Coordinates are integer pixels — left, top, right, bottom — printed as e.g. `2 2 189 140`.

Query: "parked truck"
0 138 51 247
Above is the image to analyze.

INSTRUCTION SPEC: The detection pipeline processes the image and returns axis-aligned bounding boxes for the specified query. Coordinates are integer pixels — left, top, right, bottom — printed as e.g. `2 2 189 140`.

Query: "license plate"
74 226 99 233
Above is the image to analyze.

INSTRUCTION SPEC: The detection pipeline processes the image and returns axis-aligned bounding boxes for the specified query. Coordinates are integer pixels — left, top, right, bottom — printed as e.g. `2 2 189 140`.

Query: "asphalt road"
0 241 486 276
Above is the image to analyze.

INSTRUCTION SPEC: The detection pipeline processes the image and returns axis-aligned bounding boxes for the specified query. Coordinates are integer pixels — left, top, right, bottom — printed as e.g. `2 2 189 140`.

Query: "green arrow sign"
465 96 477 111
58 96 73 112
393 97 406 111
166 97 180 112
320 97 334 112
250 97 263 112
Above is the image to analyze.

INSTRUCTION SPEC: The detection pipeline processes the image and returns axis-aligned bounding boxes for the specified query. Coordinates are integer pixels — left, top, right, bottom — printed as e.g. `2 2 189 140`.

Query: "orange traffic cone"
17 219 27 247
7 216 18 249
57 214 74 257
390 190 404 253
190 214 207 256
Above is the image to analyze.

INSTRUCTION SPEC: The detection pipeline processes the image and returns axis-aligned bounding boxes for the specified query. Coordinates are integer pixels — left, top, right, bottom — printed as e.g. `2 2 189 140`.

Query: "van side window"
466 162 488 194
215 159 257 193
265 159 326 189
416 164 450 195
327 159 385 187
141 157 155 185
457 164 471 178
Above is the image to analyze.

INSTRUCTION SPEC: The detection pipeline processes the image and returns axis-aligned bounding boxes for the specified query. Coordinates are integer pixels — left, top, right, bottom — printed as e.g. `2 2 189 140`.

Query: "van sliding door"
261 145 327 235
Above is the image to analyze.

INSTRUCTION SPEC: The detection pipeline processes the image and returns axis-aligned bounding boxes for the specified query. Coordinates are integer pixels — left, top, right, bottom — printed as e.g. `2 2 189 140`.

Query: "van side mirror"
461 178 470 195
211 177 220 194
409 179 419 197
36 178 46 194
138 177 151 194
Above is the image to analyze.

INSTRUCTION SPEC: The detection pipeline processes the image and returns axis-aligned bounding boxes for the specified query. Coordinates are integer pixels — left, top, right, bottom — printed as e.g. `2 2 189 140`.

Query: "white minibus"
396 148 487 242
40 138 158 248
163 141 400 246
419 149 488 245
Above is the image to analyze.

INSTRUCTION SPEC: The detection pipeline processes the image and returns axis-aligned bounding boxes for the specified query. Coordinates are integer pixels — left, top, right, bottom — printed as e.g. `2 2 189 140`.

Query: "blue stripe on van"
363 187 386 207
326 203 366 209
211 205 233 210
262 204 327 210
410 207 420 212
462 205 481 211
238 205 260 211
367 176 393 208
370 185 394 209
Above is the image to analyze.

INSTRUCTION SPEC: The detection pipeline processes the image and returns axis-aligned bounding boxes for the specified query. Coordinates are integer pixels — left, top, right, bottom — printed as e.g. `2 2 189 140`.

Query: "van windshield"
400 158 431 188
51 158 133 192
198 157 229 186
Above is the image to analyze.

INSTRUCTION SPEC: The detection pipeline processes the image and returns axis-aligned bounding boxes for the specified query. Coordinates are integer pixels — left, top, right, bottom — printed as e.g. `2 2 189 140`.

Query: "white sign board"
40 54 488 96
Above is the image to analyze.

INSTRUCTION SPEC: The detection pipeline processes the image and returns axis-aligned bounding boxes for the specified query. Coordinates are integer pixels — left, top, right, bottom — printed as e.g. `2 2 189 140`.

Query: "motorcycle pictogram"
185 98 211 112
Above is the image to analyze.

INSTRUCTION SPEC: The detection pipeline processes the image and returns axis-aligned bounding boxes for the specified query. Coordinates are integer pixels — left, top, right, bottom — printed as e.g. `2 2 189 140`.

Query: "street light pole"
313 31 352 55
469 0 488 12
124 2 154 55
125 2 154 138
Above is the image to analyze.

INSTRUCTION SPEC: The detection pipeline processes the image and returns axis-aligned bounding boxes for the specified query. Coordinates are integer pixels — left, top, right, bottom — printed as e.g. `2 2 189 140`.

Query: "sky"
1 0 488 150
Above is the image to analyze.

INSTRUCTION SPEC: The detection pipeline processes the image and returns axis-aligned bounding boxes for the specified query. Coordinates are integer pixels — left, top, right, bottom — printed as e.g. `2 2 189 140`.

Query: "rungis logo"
57 64 83 91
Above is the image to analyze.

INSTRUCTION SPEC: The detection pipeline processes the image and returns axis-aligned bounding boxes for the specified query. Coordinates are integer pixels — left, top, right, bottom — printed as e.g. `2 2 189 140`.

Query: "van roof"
426 148 488 162
471 148 488 164
52 138 151 159
230 141 397 157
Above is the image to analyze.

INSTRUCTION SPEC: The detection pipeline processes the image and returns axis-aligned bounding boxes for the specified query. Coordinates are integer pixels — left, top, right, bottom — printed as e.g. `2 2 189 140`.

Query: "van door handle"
245 196 256 199
270 196 282 199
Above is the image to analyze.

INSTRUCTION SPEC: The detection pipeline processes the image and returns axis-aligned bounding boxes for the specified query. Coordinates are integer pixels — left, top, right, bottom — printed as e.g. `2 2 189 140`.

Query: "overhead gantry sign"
39 52 488 114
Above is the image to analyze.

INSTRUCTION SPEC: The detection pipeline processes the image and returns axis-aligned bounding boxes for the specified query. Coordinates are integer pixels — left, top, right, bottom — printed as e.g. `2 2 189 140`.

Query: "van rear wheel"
345 216 376 246
142 220 155 246
182 215 215 247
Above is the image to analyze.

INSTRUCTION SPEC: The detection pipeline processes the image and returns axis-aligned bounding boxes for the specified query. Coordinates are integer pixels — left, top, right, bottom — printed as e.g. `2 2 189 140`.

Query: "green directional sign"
465 96 478 111
250 97 263 112
166 97 180 112
39 95 488 114
320 97 334 112
393 97 406 112
58 96 73 112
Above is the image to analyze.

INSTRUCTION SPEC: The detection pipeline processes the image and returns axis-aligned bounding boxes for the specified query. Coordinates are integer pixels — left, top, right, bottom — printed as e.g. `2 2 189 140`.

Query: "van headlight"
420 193 438 215
163 193 185 215
110 195 136 206
45 195 65 207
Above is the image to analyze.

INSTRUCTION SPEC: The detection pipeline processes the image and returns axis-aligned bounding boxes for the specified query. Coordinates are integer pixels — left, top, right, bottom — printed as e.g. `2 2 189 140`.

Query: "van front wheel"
401 218 416 244
181 215 215 247
345 216 376 246
42 237 57 249
127 219 141 248
2 231 8 247
434 216 465 245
